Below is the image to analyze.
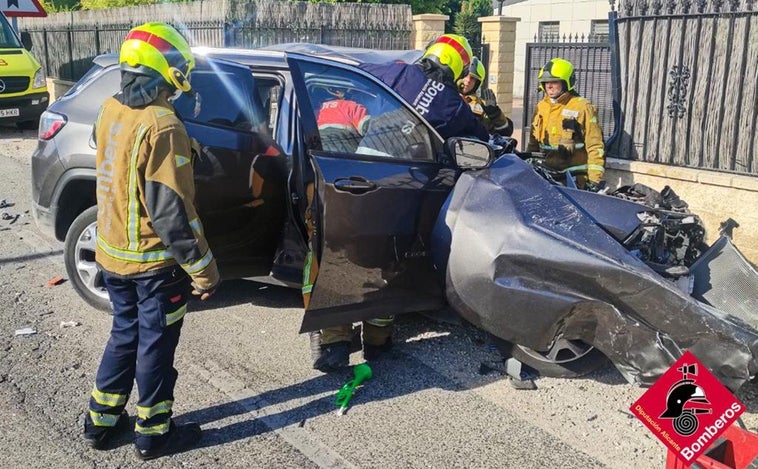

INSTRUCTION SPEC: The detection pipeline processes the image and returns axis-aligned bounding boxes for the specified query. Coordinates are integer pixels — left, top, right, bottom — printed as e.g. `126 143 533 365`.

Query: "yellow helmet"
456 56 486 94
422 34 473 81
468 56 486 83
119 22 195 94
537 58 576 92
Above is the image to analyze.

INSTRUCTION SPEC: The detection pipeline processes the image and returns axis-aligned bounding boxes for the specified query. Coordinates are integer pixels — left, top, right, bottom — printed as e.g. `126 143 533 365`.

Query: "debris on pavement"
14 327 37 337
336 363 373 416
59 321 80 328
47 276 66 286
0 199 9 209
505 358 538 390
1 213 12 220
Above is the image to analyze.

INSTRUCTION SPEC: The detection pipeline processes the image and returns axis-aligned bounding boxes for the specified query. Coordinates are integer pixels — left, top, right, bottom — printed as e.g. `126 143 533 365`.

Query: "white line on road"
187 360 358 469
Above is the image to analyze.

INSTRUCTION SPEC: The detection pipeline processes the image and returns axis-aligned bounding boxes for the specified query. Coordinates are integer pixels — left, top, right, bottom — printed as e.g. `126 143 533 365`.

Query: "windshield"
0 13 22 48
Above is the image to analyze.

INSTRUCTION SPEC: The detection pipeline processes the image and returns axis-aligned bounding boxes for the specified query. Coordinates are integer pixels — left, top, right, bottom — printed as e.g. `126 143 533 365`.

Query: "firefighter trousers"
87 267 190 451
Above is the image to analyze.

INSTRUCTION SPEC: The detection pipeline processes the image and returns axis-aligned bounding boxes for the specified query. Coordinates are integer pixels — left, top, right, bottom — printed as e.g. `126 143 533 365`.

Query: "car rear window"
62 64 109 98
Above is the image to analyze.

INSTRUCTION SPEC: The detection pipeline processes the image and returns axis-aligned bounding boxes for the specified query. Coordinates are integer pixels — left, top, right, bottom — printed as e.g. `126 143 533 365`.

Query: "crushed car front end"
433 154 758 391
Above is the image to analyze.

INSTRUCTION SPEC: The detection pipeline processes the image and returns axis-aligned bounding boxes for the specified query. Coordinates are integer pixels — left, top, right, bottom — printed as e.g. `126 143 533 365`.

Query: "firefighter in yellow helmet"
82 22 219 459
458 56 514 137
526 58 605 190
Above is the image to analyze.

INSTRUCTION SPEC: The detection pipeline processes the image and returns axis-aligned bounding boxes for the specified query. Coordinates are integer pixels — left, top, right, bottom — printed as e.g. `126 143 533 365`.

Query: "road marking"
187 360 357 469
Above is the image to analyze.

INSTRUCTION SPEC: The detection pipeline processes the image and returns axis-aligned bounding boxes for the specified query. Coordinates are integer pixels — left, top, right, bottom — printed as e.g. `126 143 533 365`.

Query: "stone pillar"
478 16 520 118
410 14 448 50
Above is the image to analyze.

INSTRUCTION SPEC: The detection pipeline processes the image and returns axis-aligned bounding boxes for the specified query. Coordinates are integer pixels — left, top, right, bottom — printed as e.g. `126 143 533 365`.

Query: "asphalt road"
2 125 757 468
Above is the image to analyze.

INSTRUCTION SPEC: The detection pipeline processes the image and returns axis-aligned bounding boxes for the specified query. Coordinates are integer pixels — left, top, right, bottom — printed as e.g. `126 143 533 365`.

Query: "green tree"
453 0 492 53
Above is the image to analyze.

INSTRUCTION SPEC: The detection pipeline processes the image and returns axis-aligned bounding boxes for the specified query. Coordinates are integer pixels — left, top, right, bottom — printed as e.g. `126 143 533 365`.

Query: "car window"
174 65 266 134
0 14 21 48
252 75 283 138
62 63 111 99
299 61 434 161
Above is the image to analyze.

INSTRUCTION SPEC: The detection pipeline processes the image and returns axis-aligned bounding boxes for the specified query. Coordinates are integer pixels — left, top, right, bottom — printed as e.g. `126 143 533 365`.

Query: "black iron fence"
613 0 758 175
521 34 616 151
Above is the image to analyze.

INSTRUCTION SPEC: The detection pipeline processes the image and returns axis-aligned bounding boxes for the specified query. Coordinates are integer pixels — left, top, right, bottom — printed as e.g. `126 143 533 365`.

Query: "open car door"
173 57 287 280
287 54 457 332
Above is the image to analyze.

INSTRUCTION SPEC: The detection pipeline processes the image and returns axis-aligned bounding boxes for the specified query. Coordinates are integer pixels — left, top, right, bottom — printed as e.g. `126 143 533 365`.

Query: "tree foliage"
453 0 492 53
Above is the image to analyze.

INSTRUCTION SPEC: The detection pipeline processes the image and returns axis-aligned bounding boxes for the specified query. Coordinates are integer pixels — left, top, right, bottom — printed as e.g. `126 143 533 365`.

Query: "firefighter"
308 34 488 373
458 56 513 137
526 57 605 190
82 22 219 460
315 86 370 153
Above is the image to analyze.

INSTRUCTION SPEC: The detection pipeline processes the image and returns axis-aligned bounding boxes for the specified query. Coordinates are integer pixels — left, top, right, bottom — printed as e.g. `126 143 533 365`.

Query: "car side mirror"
446 137 494 170
20 32 33 51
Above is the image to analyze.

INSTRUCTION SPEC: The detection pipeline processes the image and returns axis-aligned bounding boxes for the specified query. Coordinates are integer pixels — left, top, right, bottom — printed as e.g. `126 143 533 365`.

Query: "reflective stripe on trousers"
89 267 190 449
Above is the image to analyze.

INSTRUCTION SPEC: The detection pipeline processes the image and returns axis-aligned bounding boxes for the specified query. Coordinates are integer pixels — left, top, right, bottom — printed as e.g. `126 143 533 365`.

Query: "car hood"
0 48 40 76
432 154 758 391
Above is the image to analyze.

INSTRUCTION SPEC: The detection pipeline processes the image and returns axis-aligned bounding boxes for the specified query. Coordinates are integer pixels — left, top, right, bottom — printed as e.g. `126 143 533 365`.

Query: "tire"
64 206 111 312
497 337 609 379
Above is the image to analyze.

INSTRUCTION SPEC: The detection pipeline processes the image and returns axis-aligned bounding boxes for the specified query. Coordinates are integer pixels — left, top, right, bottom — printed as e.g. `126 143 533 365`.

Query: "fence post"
607 9 623 153
42 27 49 78
94 25 101 55
68 28 74 81
410 14 447 50
478 16 520 121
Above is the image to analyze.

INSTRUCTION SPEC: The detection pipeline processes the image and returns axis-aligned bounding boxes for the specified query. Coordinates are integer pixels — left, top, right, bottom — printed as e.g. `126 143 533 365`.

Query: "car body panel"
435 154 758 391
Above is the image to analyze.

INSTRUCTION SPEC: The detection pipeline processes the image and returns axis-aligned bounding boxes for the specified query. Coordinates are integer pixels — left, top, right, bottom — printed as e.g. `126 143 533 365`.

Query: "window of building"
538 21 560 42
590 20 610 42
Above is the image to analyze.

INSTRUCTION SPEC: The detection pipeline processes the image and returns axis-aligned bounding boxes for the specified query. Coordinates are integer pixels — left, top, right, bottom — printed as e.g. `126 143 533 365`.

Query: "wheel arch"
52 169 97 241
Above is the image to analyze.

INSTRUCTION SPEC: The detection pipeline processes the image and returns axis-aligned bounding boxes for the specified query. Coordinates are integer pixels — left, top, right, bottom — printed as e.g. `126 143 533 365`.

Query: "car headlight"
32 68 46 89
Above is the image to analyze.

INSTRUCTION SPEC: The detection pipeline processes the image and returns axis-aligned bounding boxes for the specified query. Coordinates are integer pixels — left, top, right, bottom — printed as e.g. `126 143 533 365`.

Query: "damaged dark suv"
31 45 758 391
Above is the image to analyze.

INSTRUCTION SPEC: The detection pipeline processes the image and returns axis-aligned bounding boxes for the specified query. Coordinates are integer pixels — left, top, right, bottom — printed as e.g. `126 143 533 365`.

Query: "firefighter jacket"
526 91 605 185
360 62 489 142
316 99 370 135
94 94 219 291
462 94 513 136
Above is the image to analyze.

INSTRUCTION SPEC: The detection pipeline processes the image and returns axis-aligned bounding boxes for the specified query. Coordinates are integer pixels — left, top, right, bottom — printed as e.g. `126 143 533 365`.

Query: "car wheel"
64 206 111 312
498 338 608 378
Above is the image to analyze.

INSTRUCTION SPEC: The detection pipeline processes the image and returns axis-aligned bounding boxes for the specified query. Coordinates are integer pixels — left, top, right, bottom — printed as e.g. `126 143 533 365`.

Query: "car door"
173 57 283 280
287 54 458 331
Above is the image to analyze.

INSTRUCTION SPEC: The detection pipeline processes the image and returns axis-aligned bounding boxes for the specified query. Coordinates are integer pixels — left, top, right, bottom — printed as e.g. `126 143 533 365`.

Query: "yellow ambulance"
0 11 48 128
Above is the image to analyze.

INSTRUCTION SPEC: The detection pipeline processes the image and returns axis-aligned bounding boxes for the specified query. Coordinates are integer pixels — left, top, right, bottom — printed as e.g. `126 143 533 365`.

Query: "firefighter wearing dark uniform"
82 22 219 460
526 58 605 189
458 57 513 137
308 34 488 373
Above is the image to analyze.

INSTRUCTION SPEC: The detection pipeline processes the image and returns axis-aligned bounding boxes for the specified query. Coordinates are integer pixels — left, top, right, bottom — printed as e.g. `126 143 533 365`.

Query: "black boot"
312 341 350 373
83 410 130 450
363 338 393 362
134 421 202 461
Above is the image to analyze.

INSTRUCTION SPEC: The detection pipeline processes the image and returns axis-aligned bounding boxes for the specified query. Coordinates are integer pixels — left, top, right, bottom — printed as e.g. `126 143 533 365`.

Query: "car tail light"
38 111 67 140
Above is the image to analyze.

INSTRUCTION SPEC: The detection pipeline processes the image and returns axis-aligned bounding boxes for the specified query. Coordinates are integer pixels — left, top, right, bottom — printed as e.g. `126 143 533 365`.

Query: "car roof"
92 43 424 70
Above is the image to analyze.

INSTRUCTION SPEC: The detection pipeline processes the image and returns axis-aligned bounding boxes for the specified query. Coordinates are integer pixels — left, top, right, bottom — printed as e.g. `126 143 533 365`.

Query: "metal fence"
613 0 758 175
20 0 412 83
521 34 616 150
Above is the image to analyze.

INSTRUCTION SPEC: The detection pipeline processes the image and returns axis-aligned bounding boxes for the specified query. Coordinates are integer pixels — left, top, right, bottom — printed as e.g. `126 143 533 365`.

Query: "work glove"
190 259 221 301
584 180 606 193
483 104 502 119
481 87 497 106
556 144 573 160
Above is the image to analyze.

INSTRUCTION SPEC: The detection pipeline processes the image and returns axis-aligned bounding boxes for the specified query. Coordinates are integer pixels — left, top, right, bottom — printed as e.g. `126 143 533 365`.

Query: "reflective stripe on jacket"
526 92 605 184
94 95 219 289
